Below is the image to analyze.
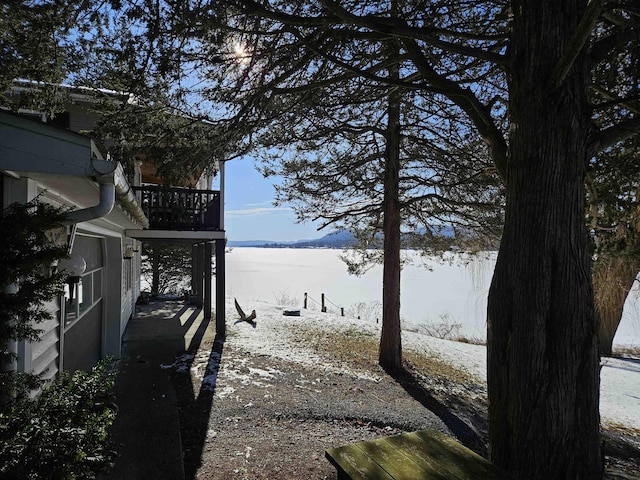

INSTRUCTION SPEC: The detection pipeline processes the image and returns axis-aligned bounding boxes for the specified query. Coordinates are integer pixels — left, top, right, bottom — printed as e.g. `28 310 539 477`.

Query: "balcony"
129 186 223 241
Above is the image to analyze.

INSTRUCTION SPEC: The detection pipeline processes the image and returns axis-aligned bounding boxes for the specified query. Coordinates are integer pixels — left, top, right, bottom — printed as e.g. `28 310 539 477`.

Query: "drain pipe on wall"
60 161 149 254
62 161 149 228
63 175 116 226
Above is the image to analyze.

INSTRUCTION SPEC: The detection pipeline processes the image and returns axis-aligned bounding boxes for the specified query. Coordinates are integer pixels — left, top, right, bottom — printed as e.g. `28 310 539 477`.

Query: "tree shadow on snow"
384 361 489 457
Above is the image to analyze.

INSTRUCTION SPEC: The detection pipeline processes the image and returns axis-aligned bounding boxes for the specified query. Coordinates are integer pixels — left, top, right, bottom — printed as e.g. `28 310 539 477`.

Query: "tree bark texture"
379 78 403 370
487 1 602 478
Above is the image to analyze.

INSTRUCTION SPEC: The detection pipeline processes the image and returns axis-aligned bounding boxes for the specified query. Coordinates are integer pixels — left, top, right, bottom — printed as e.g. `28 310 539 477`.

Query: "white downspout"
63 176 116 226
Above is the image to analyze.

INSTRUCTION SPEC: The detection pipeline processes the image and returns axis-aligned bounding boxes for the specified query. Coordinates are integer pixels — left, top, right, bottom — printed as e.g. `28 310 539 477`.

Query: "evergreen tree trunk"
487 1 602 478
379 53 403 370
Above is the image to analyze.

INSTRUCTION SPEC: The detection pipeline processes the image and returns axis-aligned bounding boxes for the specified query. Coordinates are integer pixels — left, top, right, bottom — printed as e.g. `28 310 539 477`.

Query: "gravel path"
183 341 448 479
164 299 640 480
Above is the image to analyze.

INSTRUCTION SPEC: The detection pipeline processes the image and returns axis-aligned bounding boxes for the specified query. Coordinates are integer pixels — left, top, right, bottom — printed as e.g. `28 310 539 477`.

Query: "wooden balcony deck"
133 185 221 232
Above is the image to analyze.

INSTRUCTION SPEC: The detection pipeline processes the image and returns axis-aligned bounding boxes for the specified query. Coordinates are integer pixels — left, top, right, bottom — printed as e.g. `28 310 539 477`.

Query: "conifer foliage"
0 200 68 392
0 200 117 479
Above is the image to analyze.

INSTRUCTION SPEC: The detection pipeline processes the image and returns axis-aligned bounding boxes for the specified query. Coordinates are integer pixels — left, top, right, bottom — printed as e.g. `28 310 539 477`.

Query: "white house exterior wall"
1 112 146 375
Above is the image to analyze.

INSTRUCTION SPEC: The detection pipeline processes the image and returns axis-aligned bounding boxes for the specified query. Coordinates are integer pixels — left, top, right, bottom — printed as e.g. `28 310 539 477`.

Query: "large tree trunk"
593 255 640 356
379 61 403 370
487 1 602 478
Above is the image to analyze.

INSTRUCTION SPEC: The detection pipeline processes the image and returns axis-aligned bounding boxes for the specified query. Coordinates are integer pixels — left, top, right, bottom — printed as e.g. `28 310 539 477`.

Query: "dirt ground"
167 327 640 480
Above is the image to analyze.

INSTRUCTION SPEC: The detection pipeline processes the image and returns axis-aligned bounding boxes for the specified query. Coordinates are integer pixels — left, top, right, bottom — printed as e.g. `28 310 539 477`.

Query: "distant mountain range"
227 227 461 249
227 230 357 249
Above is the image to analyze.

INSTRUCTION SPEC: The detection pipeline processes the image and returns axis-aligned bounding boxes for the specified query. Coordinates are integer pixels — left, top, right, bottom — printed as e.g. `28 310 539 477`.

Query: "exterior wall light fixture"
58 254 86 305
123 244 135 259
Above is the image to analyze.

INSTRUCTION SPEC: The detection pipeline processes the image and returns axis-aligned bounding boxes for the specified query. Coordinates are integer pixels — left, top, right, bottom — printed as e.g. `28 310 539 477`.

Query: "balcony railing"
133 185 220 231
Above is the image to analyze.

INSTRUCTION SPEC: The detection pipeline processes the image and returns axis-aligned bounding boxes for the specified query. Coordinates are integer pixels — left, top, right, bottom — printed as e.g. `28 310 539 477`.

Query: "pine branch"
402 39 508 181
589 116 640 157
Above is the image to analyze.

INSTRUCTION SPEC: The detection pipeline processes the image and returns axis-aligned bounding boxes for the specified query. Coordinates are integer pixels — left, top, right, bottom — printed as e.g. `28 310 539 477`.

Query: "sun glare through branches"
231 41 251 65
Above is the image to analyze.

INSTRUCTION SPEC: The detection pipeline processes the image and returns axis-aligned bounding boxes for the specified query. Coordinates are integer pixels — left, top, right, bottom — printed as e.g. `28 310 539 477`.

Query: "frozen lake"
224 248 640 347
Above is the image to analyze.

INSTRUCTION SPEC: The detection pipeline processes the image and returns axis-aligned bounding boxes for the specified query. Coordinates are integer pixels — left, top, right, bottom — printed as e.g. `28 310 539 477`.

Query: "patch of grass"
404 349 478 386
612 346 640 358
290 324 379 369
604 422 640 437
289 323 478 387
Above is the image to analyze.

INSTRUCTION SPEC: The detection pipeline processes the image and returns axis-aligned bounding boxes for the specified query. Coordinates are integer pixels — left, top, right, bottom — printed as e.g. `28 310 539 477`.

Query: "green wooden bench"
325 429 510 480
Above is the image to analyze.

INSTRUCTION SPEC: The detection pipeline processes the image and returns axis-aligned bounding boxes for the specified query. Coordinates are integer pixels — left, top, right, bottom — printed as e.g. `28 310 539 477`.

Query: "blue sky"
214 157 324 242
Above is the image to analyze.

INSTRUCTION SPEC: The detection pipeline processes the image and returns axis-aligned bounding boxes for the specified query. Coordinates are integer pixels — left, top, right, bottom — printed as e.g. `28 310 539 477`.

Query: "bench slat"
326 430 511 480
387 430 505 479
354 437 434 479
325 444 395 480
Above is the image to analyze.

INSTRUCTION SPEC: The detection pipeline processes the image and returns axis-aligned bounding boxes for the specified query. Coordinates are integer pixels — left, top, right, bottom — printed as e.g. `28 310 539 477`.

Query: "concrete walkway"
98 299 216 480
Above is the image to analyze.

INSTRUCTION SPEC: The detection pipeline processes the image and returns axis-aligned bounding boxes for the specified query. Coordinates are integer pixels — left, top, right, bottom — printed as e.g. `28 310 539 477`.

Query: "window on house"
63 234 104 328
65 268 103 327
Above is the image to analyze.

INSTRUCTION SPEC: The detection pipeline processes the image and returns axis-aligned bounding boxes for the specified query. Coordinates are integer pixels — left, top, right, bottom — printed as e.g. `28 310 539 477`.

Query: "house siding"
30 316 60 381
63 299 103 372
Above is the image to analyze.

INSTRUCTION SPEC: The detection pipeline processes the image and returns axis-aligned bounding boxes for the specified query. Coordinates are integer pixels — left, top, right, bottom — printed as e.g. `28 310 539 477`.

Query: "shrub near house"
0 200 117 479
0 360 117 479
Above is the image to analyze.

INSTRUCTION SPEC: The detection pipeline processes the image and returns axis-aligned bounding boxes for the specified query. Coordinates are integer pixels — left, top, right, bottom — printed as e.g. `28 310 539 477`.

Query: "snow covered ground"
223 297 640 431
222 248 640 431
